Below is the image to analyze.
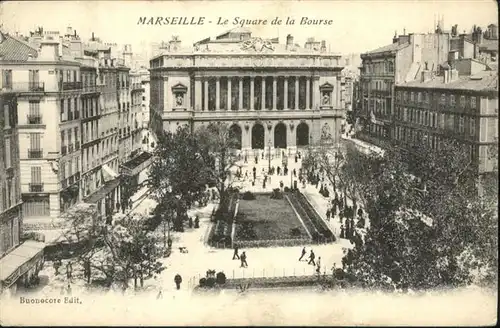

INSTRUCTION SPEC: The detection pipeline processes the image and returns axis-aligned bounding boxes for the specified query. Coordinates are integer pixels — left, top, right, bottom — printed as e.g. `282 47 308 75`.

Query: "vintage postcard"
0 0 498 326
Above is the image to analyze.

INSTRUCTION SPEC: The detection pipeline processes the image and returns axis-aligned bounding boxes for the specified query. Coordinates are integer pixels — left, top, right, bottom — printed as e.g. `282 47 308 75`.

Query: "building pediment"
171 83 187 92
320 82 334 91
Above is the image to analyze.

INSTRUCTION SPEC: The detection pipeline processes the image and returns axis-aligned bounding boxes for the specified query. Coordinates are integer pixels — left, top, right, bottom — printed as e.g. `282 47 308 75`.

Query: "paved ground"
25 153 361 297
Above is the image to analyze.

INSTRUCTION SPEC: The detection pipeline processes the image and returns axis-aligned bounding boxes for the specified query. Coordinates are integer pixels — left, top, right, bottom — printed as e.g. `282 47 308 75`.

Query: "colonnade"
194 75 320 111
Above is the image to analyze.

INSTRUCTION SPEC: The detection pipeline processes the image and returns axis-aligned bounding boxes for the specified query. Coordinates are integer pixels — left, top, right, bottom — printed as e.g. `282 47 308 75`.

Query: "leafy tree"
342 139 498 290
61 207 165 290
148 126 209 231
195 122 241 206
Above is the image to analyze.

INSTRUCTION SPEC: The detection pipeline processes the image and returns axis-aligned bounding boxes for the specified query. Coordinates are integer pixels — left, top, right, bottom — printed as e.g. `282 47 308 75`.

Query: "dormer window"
171 83 187 111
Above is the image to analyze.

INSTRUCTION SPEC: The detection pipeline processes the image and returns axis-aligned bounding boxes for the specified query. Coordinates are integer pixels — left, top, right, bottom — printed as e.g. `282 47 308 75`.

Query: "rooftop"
362 42 409 56
479 39 499 52
398 69 498 92
0 31 38 61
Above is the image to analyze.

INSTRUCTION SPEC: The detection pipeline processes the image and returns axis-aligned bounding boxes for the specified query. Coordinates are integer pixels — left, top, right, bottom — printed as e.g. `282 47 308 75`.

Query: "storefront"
0 240 45 295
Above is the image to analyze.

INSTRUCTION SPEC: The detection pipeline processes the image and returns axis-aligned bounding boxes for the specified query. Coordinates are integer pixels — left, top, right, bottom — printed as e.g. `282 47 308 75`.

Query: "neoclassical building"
149 28 345 155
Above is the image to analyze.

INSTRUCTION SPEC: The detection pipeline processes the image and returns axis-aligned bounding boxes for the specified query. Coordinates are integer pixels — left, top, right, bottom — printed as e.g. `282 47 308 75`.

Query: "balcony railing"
28 149 43 159
82 85 101 94
61 81 83 91
61 145 67 155
29 183 44 192
2 82 45 92
27 115 43 124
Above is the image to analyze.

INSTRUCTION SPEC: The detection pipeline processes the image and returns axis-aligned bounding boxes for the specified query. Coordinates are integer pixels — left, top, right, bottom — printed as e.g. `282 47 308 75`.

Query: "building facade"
394 65 498 182
0 31 85 229
0 90 44 295
150 29 345 155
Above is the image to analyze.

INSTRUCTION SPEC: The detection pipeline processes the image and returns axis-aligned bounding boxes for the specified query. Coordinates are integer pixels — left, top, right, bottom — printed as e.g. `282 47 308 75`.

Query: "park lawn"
235 194 308 241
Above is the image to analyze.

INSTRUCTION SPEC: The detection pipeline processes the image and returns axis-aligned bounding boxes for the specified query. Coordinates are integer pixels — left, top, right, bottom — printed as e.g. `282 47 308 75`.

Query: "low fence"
233 237 310 249
187 265 334 289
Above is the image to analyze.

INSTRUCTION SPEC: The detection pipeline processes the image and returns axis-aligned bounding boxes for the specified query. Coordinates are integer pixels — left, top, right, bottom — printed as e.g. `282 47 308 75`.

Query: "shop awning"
83 178 121 204
120 152 153 176
0 241 45 287
102 164 119 183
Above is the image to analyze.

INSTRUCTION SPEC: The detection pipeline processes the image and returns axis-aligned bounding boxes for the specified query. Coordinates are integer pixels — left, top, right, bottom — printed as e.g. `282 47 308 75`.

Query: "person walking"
240 251 248 268
307 250 316 266
66 262 73 281
298 247 307 261
316 257 321 274
233 246 240 260
174 274 182 290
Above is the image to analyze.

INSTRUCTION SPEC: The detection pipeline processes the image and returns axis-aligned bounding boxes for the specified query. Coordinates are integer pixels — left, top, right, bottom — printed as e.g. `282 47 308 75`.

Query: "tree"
342 139 498 290
61 207 165 290
148 126 209 231
195 122 241 206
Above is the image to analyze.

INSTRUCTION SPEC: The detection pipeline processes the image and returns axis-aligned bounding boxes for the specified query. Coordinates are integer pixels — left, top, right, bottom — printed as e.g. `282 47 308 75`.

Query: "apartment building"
0 89 44 294
0 31 84 230
355 27 451 148
393 63 498 189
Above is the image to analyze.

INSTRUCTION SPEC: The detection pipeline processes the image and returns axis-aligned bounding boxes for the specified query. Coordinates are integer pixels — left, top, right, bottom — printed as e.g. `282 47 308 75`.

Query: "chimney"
286 34 294 48
39 39 60 61
393 30 398 44
320 40 326 53
91 32 95 41
443 69 449 83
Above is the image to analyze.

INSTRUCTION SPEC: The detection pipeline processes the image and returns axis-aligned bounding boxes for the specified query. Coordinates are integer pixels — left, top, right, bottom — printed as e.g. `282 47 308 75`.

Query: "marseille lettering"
137 17 206 25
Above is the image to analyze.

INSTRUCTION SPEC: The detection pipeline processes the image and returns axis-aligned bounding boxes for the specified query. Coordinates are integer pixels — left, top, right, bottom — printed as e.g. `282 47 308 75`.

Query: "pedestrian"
194 215 200 228
83 260 91 284
245 171 248 179
66 262 73 281
326 209 331 221
298 247 306 261
295 155 298 163
293 169 296 177
316 257 321 274
277 166 281 175
307 250 316 266
157 288 163 299
66 283 72 295
340 224 345 239
53 259 62 276
188 216 193 228
174 274 182 290
240 251 248 268
233 246 240 260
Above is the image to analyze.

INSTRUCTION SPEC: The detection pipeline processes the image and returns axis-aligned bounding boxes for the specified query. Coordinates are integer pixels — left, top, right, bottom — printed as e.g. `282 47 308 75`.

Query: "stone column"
238 77 243 110
203 79 209 111
272 76 277 110
194 77 202 111
305 77 310 110
215 77 220 110
313 76 320 110
250 77 255 110
294 77 299 110
227 77 232 111
261 76 266 110
284 77 288 110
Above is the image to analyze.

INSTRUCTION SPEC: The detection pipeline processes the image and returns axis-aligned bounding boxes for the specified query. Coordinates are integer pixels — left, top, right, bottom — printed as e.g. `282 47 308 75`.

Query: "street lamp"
268 139 272 172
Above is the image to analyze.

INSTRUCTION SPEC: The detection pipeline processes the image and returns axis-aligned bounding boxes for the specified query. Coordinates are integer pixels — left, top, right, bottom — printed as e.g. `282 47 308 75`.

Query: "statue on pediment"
322 92 331 105
321 123 332 141
176 93 184 106
241 37 274 52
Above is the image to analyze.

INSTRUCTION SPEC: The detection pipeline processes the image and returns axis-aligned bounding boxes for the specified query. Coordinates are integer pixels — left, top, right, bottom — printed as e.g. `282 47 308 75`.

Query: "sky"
0 0 498 55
